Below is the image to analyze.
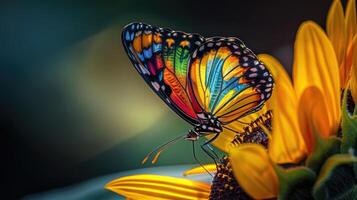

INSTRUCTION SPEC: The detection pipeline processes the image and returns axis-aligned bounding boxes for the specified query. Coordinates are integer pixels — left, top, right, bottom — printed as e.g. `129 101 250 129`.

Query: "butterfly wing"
122 22 205 125
189 38 274 125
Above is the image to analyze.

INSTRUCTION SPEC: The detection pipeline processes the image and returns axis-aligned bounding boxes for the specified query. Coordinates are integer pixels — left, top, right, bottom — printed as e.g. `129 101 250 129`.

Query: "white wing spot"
139 65 150 75
151 82 160 91
249 73 258 78
250 67 258 72
197 113 206 119
192 50 198 58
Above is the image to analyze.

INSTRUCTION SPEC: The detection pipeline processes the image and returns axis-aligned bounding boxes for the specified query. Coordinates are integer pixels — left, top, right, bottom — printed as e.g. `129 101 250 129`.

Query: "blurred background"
2 0 337 199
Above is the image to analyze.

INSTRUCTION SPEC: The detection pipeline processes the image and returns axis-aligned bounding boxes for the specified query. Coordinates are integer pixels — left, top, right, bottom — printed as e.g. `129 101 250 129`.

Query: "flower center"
231 110 272 148
209 157 252 200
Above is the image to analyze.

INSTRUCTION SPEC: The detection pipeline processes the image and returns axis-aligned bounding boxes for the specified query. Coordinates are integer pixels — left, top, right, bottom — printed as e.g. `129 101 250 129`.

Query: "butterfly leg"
206 144 219 160
200 144 218 168
200 133 220 167
192 141 214 177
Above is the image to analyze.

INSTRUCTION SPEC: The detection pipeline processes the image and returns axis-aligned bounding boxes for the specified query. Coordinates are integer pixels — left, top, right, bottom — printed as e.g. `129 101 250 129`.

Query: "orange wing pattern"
122 22 205 124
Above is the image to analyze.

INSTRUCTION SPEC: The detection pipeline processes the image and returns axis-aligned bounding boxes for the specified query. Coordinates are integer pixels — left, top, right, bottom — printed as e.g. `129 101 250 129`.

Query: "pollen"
231 110 272 148
209 157 252 200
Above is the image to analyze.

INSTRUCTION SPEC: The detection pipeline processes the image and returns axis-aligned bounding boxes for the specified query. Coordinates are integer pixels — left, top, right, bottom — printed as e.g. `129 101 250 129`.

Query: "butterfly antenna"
142 133 187 164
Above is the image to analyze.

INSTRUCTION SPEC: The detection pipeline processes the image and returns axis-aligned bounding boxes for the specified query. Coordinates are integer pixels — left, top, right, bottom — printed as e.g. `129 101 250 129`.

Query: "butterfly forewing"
122 22 205 125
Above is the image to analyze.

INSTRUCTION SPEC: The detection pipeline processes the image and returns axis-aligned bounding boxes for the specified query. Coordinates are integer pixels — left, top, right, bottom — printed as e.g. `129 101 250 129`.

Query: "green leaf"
313 154 357 200
306 137 341 172
341 89 357 154
275 166 316 200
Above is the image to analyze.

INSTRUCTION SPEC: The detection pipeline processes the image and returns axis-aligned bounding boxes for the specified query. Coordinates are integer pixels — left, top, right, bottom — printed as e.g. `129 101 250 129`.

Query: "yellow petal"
350 35 357 102
298 87 332 153
229 144 279 199
345 0 357 47
259 54 307 163
327 0 347 69
293 21 341 135
327 0 349 87
342 34 357 89
105 174 210 200
183 164 217 176
209 129 236 152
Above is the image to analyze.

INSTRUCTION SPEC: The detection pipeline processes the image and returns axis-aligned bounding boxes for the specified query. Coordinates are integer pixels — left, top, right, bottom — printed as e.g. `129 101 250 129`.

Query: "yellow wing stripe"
215 87 259 117
212 90 236 114
222 56 240 79
191 59 205 106
219 99 260 123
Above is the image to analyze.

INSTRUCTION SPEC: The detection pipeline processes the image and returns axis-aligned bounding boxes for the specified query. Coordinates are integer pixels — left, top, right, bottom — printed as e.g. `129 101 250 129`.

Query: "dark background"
2 0 337 199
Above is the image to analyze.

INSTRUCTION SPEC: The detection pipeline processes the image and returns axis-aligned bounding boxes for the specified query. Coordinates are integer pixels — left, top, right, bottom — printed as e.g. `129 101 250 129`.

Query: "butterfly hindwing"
189 38 274 124
122 22 205 124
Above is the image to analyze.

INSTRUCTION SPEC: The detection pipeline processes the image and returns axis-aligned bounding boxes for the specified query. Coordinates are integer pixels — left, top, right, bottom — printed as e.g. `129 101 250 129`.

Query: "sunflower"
327 0 356 89
230 0 357 198
106 0 357 199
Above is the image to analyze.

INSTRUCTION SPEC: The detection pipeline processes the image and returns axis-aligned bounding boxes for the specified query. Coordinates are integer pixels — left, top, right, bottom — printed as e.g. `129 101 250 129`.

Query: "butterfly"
122 22 274 163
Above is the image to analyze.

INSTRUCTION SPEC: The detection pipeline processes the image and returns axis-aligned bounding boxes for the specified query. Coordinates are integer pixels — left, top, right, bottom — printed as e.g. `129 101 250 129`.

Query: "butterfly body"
122 22 274 154
185 112 223 141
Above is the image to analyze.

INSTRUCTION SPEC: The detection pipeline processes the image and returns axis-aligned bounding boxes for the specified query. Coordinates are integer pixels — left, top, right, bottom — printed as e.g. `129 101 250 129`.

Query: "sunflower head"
209 156 251 200
231 110 272 148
